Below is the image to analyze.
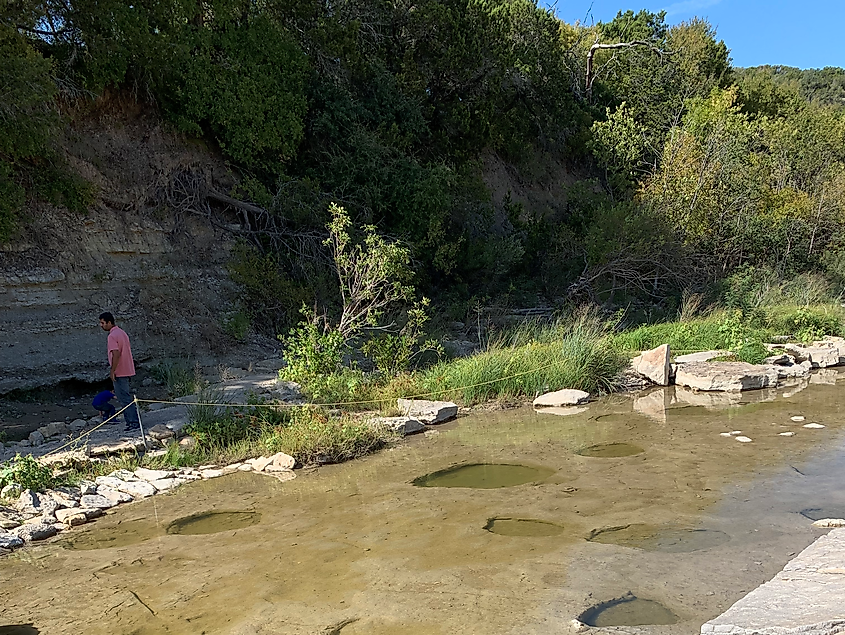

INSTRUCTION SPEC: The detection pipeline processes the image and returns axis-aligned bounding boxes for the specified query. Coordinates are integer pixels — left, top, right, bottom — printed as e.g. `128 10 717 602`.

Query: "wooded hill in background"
2 0 845 331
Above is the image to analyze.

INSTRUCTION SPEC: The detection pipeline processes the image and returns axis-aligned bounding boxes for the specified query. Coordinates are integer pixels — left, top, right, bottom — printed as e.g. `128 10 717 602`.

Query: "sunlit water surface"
3 377 845 634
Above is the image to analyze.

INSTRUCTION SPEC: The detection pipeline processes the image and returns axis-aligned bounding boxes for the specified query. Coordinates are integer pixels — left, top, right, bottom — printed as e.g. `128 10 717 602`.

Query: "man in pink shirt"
98 312 139 432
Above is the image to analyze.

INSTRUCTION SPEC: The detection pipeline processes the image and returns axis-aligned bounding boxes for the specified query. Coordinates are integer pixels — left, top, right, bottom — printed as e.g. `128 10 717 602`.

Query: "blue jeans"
113 376 139 426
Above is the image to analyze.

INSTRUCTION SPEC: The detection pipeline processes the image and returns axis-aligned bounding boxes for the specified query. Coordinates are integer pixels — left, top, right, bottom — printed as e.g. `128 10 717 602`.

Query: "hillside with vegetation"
2 1 845 357
5 0 845 488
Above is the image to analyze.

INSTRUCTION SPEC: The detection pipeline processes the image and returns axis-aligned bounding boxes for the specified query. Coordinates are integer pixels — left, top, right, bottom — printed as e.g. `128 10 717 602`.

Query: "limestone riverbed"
3 378 845 634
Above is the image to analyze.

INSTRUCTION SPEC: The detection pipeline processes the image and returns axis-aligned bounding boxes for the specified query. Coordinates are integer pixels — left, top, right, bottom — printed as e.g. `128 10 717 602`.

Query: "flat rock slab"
14 523 57 542
370 416 425 436
140 405 189 432
396 399 458 424
768 361 812 379
88 438 146 457
772 343 845 368
675 362 779 392
533 389 590 407
134 468 175 481
701 528 845 634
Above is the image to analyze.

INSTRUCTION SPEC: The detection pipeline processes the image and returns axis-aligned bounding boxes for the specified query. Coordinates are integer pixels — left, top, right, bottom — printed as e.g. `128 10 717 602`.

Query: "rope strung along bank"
134 358 566 410
43 401 136 457
38 357 565 458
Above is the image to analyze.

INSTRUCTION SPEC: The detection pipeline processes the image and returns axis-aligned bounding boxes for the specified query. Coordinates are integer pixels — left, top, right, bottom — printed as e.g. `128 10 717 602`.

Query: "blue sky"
540 0 844 69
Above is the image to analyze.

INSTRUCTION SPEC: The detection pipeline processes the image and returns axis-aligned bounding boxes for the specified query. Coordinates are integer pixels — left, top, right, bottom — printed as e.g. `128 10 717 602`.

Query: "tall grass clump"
615 303 845 363
421 310 626 404
262 407 392 464
150 359 205 397
613 312 771 363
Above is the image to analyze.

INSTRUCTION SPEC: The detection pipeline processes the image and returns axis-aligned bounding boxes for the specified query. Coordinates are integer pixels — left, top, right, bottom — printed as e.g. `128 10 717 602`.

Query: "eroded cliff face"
0 103 257 393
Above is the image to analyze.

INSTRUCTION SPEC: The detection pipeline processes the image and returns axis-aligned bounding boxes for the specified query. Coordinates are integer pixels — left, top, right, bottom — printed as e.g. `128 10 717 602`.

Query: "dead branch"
586 39 670 96
157 169 330 278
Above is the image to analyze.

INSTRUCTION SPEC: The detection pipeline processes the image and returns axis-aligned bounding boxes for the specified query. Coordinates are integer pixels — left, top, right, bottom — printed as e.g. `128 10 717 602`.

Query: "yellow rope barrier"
43 402 135 457
32 357 569 459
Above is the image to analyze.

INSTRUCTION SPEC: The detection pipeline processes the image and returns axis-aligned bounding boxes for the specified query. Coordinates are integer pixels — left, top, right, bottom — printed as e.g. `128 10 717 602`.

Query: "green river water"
2 376 845 634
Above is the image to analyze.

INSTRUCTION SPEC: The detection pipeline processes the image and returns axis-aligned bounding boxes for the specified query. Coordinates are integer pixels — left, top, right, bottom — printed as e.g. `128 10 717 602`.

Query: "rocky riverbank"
3 335 845 558
0 378 461 556
0 453 298 554
621 336 845 392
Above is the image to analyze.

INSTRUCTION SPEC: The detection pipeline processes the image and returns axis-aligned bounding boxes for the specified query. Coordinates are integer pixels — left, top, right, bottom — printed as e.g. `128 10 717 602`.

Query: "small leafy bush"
769 306 842 342
716 312 768 364
0 454 55 492
280 311 349 383
362 299 443 374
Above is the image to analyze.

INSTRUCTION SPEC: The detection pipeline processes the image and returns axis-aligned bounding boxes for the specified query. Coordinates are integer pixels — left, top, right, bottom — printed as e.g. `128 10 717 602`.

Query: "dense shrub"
0 455 55 492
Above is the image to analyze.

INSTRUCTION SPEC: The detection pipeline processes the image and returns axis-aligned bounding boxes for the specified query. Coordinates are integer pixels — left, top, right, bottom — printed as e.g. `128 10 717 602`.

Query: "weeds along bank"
2 297 845 555
5 301 845 486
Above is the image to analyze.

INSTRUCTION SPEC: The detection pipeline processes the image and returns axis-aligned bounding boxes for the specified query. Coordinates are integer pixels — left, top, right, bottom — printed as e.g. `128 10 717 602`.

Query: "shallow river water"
3 377 845 634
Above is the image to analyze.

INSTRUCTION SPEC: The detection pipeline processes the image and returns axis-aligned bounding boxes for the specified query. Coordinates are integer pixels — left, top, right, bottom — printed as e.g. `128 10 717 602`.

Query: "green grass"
612 305 845 364
420 330 624 405
755 304 844 342
14 302 845 497
0 454 56 491
262 408 392 465
149 359 205 397
613 319 726 355
292 310 627 408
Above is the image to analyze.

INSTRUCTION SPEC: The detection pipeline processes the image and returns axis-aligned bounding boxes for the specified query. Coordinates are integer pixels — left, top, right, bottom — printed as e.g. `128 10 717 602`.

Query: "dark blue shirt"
92 390 115 409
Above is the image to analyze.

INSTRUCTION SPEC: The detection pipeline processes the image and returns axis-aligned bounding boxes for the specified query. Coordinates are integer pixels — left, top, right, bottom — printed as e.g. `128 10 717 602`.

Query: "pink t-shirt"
107 326 136 377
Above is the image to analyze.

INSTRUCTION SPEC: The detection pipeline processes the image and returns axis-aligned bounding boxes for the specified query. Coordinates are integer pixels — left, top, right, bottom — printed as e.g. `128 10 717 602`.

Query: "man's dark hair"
99 311 115 325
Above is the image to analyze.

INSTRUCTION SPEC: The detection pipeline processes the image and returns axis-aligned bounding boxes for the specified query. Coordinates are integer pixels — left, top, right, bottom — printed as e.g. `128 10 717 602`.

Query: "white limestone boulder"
701 528 845 635
56 508 88 526
533 389 590 408
150 478 185 492
247 456 274 472
674 350 731 363
38 422 69 438
96 487 133 505
134 468 175 482
113 480 156 499
15 490 42 516
630 344 671 386
14 522 57 542
774 341 844 368
80 494 117 509
766 361 811 379
270 452 295 469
